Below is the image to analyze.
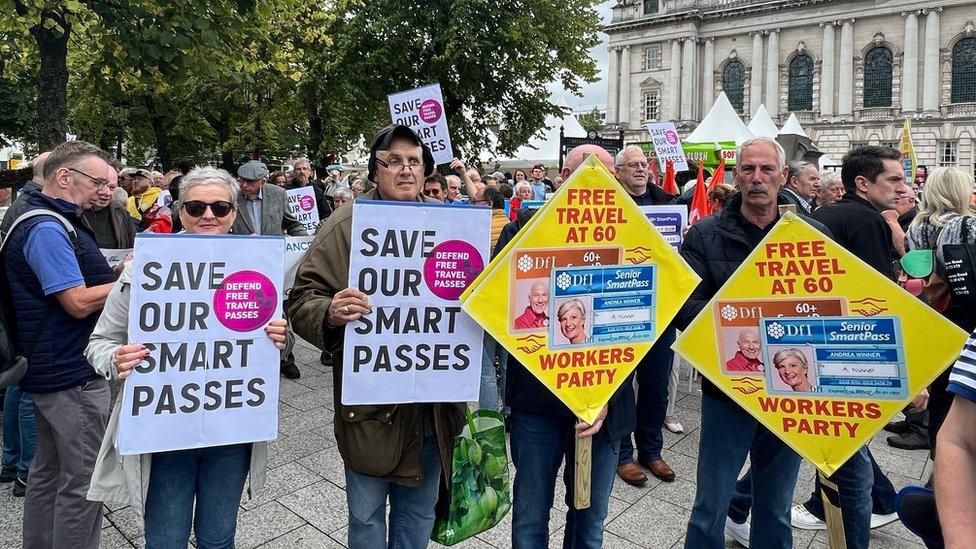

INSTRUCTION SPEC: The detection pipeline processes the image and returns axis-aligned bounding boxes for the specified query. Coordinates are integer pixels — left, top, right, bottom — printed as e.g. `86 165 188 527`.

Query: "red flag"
689 163 711 224
662 160 678 195
648 159 660 186
708 159 725 194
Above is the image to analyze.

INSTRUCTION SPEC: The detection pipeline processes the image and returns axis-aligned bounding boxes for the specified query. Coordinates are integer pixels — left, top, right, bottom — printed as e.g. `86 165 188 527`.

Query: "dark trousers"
619 327 676 464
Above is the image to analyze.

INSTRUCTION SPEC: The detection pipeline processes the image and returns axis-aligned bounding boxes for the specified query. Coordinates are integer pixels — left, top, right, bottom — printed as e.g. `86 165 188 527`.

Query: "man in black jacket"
613 145 678 487
502 145 636 549
678 137 830 549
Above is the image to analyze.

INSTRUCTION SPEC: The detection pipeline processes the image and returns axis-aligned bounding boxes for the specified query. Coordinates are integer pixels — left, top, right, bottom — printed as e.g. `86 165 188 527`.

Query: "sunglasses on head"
182 200 234 218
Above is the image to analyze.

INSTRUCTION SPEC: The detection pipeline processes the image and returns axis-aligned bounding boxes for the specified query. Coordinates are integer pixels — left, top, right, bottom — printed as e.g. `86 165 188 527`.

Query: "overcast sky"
550 1 612 110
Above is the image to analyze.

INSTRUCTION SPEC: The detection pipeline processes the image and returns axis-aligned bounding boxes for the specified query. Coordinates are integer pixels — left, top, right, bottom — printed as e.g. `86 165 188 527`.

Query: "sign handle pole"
574 433 592 510
819 471 847 548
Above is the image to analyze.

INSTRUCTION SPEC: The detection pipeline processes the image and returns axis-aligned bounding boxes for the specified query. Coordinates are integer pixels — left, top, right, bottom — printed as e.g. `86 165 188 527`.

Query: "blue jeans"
480 334 500 411
805 447 873 549
509 411 619 548
345 436 441 549
619 327 676 464
2 386 36 480
685 392 800 549
143 443 251 549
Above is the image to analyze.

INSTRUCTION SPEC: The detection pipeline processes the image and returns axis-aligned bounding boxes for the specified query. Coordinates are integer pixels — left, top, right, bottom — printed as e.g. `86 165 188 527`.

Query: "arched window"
643 0 659 15
788 54 814 111
863 46 893 107
722 60 746 113
952 37 976 103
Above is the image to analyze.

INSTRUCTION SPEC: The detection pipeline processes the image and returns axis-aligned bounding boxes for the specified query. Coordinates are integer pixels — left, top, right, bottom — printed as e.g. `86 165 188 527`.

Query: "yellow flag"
899 118 917 186
461 156 700 424
674 213 968 475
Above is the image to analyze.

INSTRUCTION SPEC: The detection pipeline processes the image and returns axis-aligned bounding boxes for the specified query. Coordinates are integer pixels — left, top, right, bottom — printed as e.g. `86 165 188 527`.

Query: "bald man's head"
561 145 615 179
31 151 51 180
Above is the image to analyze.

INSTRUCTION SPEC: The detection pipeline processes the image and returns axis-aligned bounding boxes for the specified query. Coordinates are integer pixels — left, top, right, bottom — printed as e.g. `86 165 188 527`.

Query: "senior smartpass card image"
759 316 908 400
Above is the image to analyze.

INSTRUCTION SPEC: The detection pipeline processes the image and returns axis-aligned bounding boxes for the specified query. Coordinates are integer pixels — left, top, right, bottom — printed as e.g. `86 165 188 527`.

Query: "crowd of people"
0 124 973 549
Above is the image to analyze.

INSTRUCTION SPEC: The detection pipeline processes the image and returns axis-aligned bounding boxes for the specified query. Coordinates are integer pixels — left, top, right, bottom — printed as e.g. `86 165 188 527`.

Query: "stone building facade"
604 0 976 173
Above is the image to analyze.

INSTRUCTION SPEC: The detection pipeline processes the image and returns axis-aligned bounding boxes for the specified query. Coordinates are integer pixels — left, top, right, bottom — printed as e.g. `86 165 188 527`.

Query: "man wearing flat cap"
231 160 306 237
290 125 466 548
232 159 307 379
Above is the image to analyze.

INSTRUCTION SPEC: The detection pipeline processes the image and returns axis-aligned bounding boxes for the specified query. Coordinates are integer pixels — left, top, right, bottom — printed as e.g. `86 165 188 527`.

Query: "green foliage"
578 106 605 134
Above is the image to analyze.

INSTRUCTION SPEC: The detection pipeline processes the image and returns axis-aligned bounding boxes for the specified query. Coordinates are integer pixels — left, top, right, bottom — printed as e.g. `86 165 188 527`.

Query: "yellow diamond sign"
460 156 700 424
674 213 968 475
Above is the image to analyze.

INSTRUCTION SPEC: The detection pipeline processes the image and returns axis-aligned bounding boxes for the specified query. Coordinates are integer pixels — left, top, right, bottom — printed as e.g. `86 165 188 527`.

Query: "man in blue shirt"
529 163 553 200
3 141 118 549
936 330 976 547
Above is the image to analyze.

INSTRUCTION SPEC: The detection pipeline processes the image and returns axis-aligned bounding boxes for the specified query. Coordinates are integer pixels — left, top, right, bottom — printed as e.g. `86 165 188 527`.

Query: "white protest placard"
100 248 133 269
646 122 689 173
640 205 688 249
284 236 315 294
388 83 454 165
118 233 285 455
286 187 320 234
343 201 490 404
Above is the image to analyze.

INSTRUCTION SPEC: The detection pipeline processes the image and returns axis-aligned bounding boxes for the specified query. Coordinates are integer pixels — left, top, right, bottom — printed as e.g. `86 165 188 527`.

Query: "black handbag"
943 216 976 311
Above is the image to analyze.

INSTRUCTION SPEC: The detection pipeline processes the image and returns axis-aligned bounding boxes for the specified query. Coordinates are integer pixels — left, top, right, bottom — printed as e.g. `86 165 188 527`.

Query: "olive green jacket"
289 187 466 487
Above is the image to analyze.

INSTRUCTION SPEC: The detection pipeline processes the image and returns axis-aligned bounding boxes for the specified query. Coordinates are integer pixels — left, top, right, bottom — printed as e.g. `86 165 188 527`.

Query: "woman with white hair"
816 170 844 208
85 167 290 548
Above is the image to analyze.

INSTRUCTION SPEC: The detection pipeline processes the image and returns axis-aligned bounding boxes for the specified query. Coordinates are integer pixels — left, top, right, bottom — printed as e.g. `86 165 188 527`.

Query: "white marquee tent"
686 91 754 146
747 105 780 139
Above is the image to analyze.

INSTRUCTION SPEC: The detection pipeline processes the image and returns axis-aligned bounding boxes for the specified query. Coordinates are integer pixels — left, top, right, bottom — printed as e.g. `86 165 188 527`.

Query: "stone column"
619 45 632 126
923 8 942 114
902 12 919 113
820 22 836 116
681 38 697 120
702 38 715 114
670 40 682 120
606 47 619 123
838 19 854 116
751 32 764 116
765 29 780 115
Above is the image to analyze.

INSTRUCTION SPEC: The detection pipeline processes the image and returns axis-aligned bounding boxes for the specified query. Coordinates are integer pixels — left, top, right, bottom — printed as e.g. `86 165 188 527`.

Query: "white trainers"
725 516 750 547
870 511 899 529
664 415 684 434
791 504 827 530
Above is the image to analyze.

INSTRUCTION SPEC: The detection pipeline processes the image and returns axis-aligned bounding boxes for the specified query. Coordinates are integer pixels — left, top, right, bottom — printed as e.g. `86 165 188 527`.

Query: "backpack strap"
0 209 80 255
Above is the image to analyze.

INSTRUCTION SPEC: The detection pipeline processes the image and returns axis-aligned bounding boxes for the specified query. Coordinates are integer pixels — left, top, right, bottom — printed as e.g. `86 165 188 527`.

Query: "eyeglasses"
182 200 234 218
423 188 443 196
67 167 110 189
376 156 423 171
617 162 649 170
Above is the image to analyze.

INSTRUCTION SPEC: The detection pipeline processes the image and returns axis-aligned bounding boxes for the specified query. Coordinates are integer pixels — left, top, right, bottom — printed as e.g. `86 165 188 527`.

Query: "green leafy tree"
578 106 604 135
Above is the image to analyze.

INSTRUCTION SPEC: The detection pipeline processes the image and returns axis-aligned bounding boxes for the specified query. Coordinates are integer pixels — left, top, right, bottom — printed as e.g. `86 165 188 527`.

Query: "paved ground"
0 338 929 548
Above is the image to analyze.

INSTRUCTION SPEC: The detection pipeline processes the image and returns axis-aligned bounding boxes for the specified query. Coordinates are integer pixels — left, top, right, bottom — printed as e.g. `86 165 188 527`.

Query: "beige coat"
84 262 286 513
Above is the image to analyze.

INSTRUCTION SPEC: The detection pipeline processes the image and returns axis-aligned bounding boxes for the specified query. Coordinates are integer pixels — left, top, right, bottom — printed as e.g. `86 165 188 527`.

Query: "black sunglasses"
182 200 234 218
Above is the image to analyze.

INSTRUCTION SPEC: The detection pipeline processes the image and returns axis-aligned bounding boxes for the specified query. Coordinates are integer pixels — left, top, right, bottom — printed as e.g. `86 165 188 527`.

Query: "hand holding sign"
327 287 373 327
114 344 149 380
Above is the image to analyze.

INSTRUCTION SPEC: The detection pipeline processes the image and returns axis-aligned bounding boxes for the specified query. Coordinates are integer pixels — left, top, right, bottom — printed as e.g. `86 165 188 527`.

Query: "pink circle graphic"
299 195 315 212
212 270 278 332
419 99 442 123
424 240 485 300
665 130 679 145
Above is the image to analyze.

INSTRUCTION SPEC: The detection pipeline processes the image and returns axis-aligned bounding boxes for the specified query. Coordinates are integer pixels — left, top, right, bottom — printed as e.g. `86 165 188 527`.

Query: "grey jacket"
85 262 292 512
231 184 307 236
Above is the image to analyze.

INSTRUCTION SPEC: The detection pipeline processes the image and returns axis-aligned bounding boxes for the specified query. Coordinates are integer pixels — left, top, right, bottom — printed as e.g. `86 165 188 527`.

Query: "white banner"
388 83 454 165
286 187 320 234
646 122 689 173
118 234 285 455
284 236 315 295
342 202 489 404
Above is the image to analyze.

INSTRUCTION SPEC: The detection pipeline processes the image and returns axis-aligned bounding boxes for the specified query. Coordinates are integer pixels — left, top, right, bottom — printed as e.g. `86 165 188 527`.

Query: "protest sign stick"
573 434 592 510
819 471 847 548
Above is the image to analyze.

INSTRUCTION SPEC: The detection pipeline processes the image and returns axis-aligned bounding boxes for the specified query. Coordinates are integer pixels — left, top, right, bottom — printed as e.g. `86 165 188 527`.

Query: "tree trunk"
304 86 323 163
203 110 234 173
30 15 70 150
145 96 172 170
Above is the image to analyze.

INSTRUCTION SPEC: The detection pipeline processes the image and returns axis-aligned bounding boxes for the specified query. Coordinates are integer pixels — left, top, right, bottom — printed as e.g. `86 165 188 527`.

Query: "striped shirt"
948 330 976 404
